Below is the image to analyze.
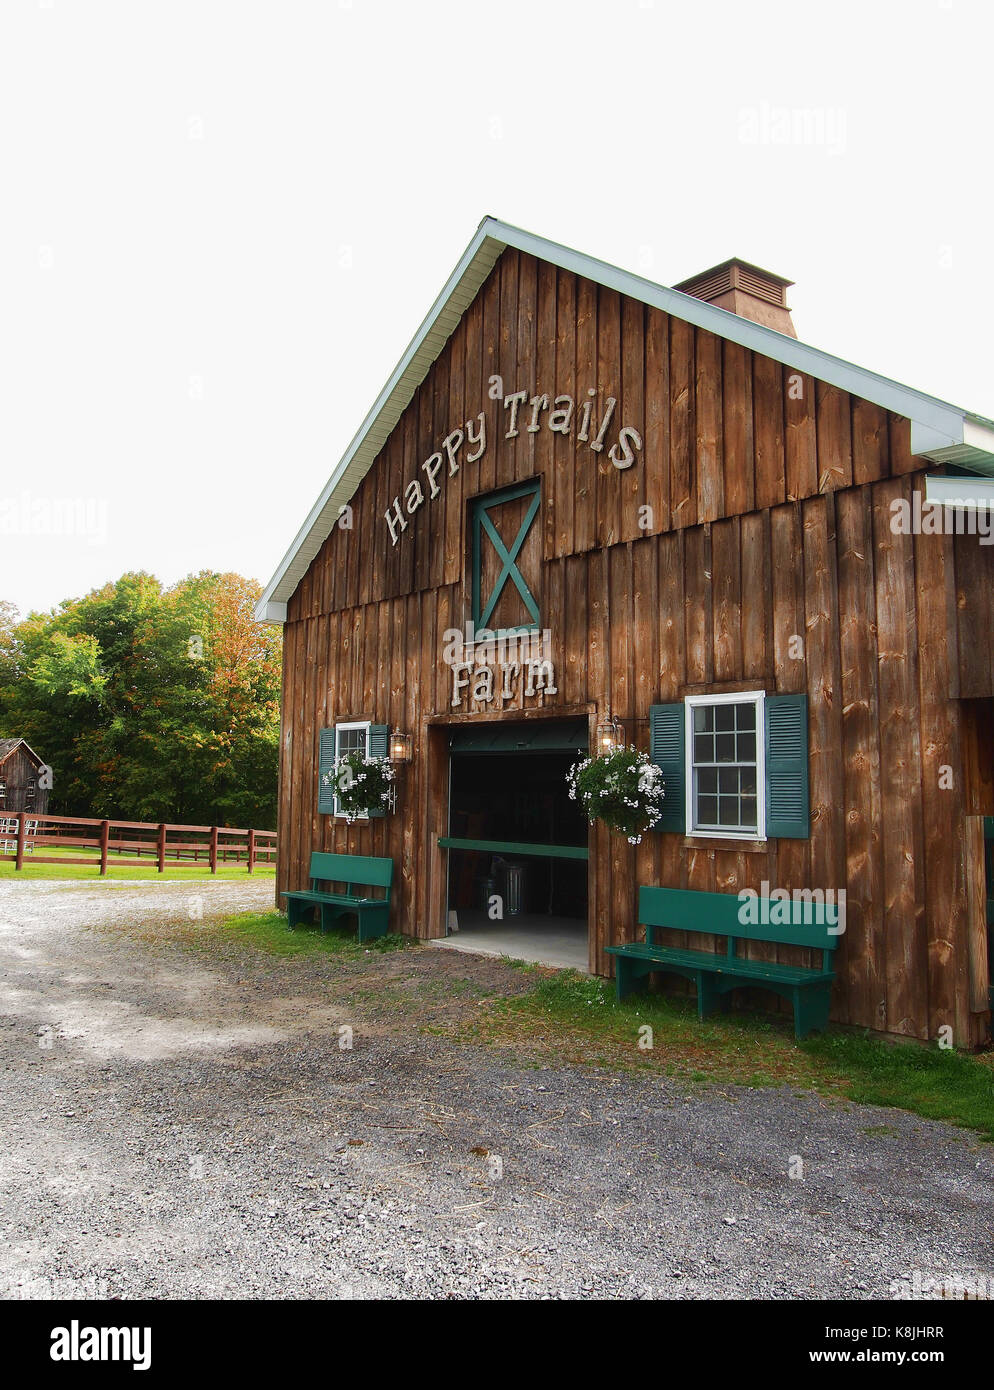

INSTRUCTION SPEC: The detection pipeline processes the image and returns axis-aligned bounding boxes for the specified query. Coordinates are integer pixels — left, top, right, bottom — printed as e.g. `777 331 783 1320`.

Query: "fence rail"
0 812 276 875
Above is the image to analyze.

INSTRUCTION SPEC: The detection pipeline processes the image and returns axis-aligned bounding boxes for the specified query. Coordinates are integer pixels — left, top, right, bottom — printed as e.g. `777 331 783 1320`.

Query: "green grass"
212 910 411 957
465 966 994 1140
0 845 276 881
802 1032 994 1140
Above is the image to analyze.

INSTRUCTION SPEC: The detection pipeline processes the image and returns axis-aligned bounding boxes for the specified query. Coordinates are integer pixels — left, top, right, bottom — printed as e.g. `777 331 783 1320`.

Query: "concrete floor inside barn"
432 910 589 971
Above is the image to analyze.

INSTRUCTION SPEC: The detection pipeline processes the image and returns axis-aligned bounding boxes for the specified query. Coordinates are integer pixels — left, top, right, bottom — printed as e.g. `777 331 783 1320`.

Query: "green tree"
0 572 281 827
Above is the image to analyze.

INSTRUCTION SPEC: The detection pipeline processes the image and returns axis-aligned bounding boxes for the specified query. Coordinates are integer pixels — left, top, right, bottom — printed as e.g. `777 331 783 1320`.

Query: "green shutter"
367 724 389 818
317 728 337 816
765 694 809 838
649 703 686 833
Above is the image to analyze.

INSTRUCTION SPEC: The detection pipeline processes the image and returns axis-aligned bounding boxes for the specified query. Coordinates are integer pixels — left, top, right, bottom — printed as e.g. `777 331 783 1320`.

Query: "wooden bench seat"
282 852 393 943
605 885 839 1041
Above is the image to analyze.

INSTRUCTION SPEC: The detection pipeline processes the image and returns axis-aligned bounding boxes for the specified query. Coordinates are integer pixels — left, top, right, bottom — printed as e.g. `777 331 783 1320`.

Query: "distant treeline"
0 571 281 829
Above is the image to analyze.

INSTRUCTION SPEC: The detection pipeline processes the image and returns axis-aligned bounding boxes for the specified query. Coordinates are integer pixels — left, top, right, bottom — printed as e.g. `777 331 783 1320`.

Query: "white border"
333 720 371 819
684 690 766 841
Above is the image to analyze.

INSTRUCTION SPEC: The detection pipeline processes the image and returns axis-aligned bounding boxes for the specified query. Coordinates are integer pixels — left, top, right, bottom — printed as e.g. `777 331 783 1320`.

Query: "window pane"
714 704 735 732
697 795 717 826
717 767 738 795
694 734 713 763
740 796 757 828
715 733 736 763
741 769 757 797
694 706 710 733
698 768 718 795
718 798 740 826
737 731 756 763
735 702 756 731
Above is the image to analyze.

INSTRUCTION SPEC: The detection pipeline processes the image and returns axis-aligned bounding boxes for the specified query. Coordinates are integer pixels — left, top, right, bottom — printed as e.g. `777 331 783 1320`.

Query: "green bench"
282 852 393 943
605 885 839 1040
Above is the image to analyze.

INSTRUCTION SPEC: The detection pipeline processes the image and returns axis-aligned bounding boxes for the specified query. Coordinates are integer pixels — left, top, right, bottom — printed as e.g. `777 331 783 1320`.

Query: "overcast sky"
2 0 992 618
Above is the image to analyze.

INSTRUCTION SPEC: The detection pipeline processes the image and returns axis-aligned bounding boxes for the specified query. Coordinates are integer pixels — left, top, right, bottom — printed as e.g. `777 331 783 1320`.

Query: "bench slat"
282 890 377 906
310 851 393 891
605 942 832 986
639 885 841 951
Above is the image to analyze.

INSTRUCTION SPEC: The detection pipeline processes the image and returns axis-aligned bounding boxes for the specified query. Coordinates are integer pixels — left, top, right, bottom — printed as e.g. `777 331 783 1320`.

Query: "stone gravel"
1 878 992 1301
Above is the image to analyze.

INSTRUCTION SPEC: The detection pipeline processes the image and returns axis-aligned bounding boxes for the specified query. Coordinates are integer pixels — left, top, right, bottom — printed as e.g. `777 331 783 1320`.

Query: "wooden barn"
0 738 49 817
257 218 994 1048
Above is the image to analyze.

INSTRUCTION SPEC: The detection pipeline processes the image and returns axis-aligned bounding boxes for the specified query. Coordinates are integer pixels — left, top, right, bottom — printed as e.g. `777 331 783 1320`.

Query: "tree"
0 572 282 827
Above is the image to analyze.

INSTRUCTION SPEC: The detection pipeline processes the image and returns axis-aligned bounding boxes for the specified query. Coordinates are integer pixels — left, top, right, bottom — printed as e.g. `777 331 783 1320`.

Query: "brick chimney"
673 258 797 338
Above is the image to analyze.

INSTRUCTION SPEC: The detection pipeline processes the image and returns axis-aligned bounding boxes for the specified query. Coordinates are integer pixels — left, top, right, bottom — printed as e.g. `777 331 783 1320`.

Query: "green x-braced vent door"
471 481 541 637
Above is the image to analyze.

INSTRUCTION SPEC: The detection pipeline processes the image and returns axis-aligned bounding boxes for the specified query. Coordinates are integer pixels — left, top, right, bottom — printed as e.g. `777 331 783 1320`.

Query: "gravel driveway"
1 879 992 1301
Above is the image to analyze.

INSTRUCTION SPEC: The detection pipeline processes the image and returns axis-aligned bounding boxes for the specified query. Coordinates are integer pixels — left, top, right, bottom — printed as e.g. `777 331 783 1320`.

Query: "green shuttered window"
649 693 809 840
317 722 391 818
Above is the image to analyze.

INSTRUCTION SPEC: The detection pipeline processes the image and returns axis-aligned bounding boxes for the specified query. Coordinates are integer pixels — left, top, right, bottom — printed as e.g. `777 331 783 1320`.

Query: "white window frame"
333 720 371 819
684 691 766 841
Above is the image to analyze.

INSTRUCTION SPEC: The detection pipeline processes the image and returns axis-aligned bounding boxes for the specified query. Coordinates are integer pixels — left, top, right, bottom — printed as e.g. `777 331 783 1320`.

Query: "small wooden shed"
257 218 994 1048
0 738 50 817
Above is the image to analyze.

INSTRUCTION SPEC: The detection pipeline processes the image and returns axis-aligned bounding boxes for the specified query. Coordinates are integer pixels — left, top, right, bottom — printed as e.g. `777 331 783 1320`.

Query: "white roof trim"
924 475 994 509
255 216 994 622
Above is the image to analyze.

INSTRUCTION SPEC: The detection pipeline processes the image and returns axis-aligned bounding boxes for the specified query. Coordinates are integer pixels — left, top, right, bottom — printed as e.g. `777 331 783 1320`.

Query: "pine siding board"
695 329 724 524
815 381 853 494
443 317 466 590
536 258 558 559
801 496 846 989
644 307 671 534
553 269 577 559
573 275 598 553
496 250 520 490
873 477 928 1038
478 267 500 496
711 517 741 684
784 371 817 501
669 317 696 529
597 286 623 550
852 398 890 487
722 340 754 517
836 488 886 1033
914 528 970 1042
610 544 635 952
753 353 786 511
619 297 646 544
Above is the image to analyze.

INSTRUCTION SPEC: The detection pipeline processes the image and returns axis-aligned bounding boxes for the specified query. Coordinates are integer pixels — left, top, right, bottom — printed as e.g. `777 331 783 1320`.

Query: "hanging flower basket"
322 750 396 824
566 745 664 845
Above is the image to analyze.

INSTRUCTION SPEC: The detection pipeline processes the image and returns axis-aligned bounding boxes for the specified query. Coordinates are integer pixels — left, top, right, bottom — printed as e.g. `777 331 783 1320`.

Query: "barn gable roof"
0 737 44 768
256 216 994 623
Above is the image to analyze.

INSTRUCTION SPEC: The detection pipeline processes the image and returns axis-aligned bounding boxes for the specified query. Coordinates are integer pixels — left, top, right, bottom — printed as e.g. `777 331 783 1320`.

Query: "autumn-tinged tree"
0 572 281 827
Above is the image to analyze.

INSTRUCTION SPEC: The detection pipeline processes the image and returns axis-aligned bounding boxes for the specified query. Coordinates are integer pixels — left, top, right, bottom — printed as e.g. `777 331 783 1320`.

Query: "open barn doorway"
436 718 589 971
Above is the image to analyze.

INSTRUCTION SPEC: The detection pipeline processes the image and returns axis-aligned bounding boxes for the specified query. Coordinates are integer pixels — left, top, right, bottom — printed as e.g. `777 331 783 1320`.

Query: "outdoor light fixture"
596 716 624 753
389 730 413 764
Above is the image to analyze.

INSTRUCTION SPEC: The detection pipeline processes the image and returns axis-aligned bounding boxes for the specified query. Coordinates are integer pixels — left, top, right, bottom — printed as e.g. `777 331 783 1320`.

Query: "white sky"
2 0 992 618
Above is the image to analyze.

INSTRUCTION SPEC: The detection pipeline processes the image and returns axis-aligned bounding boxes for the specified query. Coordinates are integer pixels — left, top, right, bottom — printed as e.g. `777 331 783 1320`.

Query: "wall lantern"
389 730 413 764
596 716 624 753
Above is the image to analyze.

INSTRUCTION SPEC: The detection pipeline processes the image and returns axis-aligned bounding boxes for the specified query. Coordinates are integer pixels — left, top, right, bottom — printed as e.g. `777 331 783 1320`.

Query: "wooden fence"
0 812 276 875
